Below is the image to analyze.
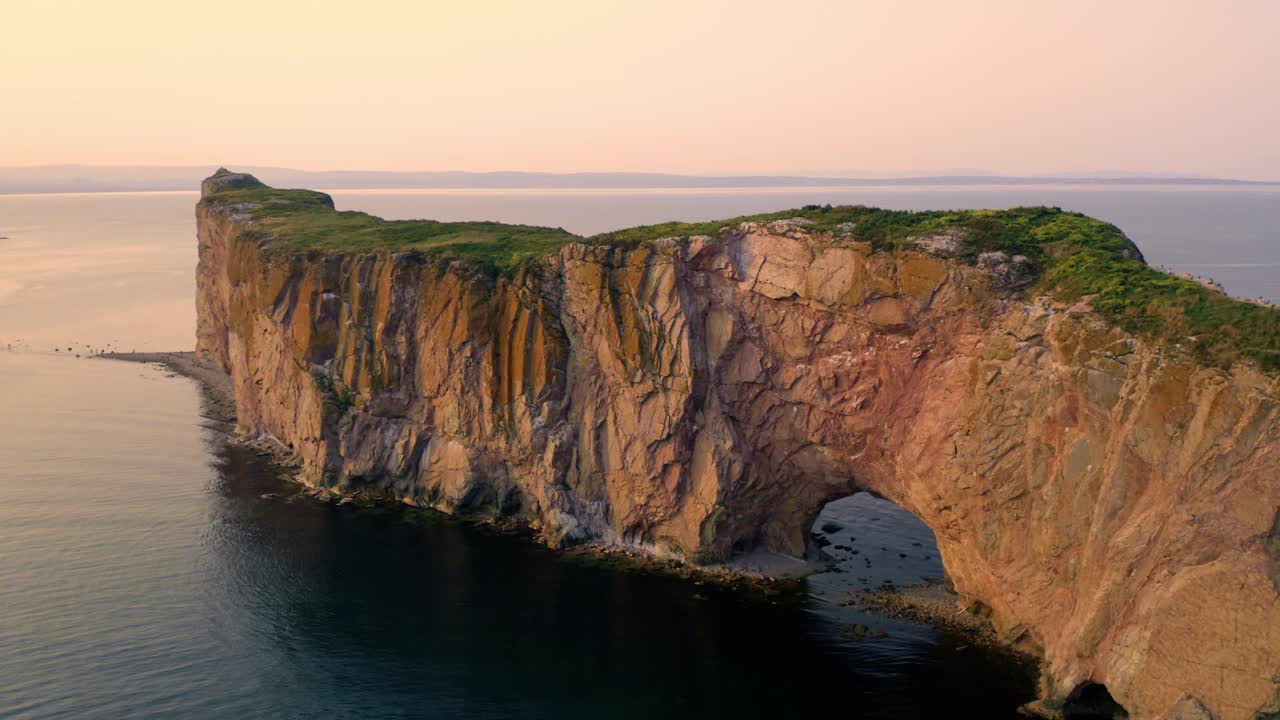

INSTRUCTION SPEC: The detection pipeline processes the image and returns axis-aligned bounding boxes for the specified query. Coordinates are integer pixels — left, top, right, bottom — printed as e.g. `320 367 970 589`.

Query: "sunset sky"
3 0 1277 179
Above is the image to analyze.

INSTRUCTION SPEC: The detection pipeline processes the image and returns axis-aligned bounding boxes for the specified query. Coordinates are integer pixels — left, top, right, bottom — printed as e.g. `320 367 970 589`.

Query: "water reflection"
200 427 1035 719
0 354 1035 720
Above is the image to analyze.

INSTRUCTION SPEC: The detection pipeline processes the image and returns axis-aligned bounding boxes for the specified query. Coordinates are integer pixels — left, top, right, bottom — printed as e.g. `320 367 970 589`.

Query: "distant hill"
0 164 1274 194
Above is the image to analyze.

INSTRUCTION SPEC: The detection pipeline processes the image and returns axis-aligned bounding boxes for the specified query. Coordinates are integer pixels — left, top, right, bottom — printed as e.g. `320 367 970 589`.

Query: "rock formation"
196 171 1279 720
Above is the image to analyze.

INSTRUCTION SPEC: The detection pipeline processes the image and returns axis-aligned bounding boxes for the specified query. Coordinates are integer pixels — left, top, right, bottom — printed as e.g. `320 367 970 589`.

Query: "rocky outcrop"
196 173 1280 720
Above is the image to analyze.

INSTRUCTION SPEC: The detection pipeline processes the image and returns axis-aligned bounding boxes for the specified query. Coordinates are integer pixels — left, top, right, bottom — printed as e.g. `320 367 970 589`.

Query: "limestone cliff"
195 171 1279 720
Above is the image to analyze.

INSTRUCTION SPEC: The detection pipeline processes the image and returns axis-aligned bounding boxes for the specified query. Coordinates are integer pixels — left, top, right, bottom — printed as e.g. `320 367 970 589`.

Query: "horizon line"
1 165 1277 196
1 162 1278 182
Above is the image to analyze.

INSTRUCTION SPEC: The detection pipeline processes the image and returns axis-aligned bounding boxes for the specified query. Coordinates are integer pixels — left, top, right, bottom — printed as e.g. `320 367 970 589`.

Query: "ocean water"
1 185 1277 717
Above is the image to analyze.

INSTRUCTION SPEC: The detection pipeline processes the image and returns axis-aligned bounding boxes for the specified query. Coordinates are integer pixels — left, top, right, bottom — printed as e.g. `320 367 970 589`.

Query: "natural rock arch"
197 176 1280 719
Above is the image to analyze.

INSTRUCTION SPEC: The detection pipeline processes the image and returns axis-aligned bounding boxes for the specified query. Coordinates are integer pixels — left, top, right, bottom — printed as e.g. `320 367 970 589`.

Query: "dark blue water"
0 352 1034 719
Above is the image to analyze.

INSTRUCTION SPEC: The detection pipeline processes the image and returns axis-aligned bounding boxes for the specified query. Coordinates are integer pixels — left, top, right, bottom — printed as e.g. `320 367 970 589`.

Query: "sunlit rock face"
196 174 1279 720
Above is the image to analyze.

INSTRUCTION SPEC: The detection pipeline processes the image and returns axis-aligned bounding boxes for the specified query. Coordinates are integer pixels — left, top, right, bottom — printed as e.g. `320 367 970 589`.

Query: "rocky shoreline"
99 350 1004 645
96 352 807 586
844 583 1013 648
99 352 237 423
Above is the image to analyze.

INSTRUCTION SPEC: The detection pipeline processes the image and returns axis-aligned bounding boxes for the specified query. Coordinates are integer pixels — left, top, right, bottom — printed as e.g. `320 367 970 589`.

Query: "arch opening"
807 491 947 595
801 491 1044 715
1062 682 1129 720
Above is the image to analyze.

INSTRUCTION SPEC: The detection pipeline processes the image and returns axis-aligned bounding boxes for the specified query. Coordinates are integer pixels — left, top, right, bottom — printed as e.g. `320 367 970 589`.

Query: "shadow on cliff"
1062 683 1130 720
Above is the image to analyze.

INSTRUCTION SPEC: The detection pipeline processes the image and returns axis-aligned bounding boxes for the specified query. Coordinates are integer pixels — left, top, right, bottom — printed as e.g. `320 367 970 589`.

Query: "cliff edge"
195 170 1280 720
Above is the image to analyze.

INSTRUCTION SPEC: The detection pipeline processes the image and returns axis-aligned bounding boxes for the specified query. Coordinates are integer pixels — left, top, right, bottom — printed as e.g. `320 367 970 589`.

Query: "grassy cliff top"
201 171 579 269
201 170 1280 371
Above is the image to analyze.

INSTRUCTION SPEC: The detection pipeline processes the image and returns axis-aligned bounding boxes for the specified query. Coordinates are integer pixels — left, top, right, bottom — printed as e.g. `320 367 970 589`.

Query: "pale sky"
3 0 1277 179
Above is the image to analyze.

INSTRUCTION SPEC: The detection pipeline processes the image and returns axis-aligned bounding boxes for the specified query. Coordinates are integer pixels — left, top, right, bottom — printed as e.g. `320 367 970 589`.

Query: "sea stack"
195 170 1280 720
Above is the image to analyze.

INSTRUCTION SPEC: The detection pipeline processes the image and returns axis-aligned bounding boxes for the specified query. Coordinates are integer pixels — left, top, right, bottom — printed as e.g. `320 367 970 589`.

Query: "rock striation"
196 171 1279 720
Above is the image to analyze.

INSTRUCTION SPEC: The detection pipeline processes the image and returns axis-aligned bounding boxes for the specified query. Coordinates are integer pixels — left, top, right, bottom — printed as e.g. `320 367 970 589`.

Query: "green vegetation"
203 173 1280 372
1042 245 1280 371
588 203 1141 262
204 182 578 273
592 204 1280 371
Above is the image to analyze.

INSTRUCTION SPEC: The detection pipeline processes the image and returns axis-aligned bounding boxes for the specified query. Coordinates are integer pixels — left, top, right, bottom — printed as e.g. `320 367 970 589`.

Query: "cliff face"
196 172 1280 720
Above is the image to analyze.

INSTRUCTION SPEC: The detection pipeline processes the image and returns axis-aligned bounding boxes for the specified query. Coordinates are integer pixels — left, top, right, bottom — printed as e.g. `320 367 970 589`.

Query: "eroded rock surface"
196 174 1279 720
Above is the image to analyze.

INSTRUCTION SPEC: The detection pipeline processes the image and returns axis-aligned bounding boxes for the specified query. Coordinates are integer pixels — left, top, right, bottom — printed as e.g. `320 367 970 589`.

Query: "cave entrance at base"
1062 682 1129 720
807 492 947 594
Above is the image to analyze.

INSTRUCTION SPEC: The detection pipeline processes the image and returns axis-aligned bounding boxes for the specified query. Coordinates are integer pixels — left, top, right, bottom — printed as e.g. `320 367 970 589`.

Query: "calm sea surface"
1 186 1276 718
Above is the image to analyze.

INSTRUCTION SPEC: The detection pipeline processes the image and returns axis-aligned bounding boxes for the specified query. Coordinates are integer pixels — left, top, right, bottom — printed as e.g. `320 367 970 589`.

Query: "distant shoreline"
2 167 1277 196
324 181 1280 194
5 181 1279 199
